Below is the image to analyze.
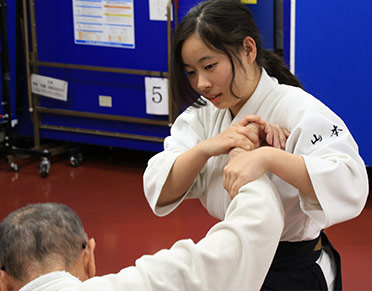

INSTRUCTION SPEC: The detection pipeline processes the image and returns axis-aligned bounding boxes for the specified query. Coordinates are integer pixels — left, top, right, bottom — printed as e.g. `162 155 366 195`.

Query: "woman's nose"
197 74 211 91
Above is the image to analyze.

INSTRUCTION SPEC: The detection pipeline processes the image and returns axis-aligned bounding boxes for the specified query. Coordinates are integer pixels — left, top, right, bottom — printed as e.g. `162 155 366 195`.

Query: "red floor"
0 146 371 290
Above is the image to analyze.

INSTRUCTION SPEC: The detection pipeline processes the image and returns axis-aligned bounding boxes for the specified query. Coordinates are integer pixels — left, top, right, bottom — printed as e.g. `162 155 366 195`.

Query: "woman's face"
181 33 258 116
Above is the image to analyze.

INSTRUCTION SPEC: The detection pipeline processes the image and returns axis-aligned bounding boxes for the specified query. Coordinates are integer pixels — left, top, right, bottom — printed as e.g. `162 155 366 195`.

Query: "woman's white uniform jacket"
143 68 369 242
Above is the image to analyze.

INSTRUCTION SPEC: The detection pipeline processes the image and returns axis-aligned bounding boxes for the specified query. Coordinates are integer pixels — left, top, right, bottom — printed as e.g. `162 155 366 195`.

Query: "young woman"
143 0 369 289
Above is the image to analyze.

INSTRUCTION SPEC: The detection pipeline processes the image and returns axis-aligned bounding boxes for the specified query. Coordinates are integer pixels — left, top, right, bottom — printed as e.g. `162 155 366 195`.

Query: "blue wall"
295 1 372 166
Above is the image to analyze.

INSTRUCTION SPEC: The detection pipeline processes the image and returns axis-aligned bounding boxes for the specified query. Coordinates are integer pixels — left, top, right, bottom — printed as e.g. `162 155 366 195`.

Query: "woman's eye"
186 71 195 77
205 63 216 70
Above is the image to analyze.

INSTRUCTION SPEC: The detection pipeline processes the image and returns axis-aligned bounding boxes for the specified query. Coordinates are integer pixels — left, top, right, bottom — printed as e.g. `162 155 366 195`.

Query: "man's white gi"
59 175 284 291
20 271 82 291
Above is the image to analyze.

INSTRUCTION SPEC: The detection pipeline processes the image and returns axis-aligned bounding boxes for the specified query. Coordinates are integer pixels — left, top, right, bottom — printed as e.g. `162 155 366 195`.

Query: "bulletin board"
23 0 175 152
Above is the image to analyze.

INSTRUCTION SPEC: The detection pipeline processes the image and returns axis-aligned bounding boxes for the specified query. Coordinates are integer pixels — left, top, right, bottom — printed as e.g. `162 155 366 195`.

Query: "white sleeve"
59 175 284 291
143 108 208 217
286 101 369 228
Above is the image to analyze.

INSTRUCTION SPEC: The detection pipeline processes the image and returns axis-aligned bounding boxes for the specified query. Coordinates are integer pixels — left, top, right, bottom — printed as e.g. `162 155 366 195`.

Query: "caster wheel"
70 153 83 167
39 158 51 178
10 162 19 172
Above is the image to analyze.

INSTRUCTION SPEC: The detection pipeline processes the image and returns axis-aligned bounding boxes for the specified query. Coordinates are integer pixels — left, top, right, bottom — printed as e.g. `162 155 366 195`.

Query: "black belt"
261 231 342 291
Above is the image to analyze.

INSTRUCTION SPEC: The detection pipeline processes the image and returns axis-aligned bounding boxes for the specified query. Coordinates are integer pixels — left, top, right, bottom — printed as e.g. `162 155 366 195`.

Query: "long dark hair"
170 0 303 110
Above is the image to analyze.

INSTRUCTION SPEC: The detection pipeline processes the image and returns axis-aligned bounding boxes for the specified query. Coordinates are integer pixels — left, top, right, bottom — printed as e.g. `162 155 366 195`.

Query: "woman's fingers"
238 114 265 127
262 123 290 149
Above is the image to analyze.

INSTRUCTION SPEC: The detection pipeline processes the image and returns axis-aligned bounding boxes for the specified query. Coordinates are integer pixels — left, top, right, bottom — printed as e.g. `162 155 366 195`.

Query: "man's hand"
224 147 269 199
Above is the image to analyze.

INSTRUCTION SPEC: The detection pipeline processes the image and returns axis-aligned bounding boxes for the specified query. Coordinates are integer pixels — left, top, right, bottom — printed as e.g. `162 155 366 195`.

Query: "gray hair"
0 203 88 282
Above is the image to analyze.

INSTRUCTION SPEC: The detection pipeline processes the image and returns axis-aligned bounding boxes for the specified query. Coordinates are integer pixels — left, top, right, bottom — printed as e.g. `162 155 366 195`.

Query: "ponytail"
259 49 303 89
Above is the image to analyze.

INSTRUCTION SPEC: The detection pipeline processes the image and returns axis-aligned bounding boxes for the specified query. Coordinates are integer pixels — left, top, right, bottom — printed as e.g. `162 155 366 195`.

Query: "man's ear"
70 237 96 281
1 269 10 291
242 36 257 64
85 238 96 279
0 269 21 291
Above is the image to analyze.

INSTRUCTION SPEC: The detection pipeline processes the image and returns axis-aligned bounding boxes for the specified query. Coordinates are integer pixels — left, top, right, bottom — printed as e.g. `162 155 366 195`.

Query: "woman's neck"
229 65 262 117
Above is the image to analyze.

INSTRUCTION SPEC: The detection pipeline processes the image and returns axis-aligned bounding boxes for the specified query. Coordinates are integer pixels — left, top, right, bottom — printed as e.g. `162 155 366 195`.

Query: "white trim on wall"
290 0 296 74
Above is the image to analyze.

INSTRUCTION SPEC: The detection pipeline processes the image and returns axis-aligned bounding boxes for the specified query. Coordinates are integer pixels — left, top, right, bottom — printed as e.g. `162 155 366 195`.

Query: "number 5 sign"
145 77 169 115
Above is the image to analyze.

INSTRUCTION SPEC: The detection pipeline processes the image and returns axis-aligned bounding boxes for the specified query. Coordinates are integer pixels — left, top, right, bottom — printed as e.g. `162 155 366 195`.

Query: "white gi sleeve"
59 175 284 291
286 98 369 228
143 107 209 217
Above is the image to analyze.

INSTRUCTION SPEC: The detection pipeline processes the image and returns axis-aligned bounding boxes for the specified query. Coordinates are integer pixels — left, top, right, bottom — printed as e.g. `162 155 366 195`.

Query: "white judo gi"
19 271 81 291
143 68 369 288
58 176 284 291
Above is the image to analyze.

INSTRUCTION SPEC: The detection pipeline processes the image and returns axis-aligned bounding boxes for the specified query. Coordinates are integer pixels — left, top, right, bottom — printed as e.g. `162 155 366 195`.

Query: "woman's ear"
242 36 257 64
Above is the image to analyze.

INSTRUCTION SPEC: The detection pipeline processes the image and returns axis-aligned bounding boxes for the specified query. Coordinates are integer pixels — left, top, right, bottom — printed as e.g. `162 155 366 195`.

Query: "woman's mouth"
206 93 222 104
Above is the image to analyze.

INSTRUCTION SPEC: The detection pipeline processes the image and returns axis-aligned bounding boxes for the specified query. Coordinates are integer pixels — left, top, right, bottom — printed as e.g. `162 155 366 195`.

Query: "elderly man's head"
0 203 96 290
